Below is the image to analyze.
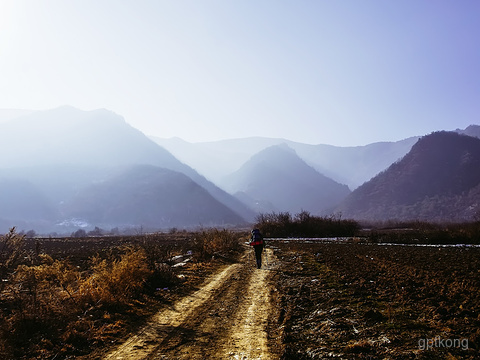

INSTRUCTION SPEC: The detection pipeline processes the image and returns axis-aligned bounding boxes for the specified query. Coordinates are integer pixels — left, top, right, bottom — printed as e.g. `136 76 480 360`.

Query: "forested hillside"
337 131 480 222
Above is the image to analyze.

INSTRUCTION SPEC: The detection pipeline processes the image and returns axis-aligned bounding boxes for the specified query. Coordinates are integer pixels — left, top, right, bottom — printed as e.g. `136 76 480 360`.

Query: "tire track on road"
104 262 242 360
103 248 279 360
221 267 272 359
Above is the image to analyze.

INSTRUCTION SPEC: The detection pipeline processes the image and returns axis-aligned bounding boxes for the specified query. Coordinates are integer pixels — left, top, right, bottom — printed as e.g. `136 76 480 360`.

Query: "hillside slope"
289 137 419 189
0 179 58 221
336 131 480 221
63 165 246 229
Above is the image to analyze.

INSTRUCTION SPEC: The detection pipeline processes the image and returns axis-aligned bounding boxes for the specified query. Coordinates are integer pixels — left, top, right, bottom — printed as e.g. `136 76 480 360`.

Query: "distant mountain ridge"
152 135 419 190
0 106 180 168
336 131 480 222
456 124 480 140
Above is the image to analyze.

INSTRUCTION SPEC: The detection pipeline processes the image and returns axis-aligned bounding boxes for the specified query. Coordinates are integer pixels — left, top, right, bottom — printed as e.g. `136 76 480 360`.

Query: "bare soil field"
273 240 480 359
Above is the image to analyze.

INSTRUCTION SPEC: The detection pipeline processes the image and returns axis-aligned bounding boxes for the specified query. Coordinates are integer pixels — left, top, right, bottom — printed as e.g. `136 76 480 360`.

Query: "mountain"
150 136 284 184
456 124 480 139
152 136 419 190
2 106 479 231
336 131 480 222
224 144 351 215
63 165 246 229
286 137 419 189
0 177 59 233
0 107 253 232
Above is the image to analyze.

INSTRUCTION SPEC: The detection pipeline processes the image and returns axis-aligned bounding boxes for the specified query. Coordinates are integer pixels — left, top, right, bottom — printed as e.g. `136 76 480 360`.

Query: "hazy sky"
0 1 479 146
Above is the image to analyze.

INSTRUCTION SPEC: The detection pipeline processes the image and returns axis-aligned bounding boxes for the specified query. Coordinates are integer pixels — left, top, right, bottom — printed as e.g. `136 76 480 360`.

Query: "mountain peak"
0 107 171 168
249 143 298 164
456 124 480 139
225 143 350 214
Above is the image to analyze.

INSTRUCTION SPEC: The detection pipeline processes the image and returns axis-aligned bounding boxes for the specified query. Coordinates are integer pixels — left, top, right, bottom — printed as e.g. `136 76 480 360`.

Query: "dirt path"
103 248 278 360
219 267 272 360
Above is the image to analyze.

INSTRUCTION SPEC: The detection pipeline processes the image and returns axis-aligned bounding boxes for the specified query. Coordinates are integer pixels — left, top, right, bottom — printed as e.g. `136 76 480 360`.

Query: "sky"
0 0 479 146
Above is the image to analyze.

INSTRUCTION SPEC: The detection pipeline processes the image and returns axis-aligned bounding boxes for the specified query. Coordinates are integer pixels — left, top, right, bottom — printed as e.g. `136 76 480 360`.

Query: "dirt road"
104 248 279 360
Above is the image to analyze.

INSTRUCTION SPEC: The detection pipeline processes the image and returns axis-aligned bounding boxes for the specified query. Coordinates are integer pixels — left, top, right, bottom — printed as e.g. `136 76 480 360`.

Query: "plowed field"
95 241 479 360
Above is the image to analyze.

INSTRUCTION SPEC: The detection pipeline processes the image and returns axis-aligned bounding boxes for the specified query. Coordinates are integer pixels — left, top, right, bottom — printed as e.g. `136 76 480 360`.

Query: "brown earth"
90 240 480 360
273 240 480 359
102 247 281 360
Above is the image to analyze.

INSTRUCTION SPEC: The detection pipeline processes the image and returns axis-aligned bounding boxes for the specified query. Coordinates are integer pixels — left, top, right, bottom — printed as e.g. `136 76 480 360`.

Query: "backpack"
250 229 263 246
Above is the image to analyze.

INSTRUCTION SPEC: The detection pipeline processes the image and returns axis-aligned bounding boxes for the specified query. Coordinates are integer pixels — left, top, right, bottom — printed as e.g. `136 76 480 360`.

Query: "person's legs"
254 246 262 268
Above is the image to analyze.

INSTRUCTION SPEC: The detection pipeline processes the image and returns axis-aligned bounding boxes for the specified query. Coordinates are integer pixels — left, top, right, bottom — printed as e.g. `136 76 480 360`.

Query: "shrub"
0 227 26 288
192 229 242 260
80 247 152 305
72 229 87 238
255 211 360 238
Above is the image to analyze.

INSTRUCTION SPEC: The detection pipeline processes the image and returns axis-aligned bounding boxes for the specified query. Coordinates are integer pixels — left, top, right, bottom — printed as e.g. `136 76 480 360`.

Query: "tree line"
254 211 360 238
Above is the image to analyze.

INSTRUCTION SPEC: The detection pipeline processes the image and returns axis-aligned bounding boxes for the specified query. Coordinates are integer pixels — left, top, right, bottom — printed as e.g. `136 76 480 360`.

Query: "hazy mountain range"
151 135 419 190
0 106 479 233
0 107 252 233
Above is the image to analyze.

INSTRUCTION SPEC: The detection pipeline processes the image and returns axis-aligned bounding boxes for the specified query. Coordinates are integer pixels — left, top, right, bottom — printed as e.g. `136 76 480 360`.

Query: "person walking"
249 228 265 269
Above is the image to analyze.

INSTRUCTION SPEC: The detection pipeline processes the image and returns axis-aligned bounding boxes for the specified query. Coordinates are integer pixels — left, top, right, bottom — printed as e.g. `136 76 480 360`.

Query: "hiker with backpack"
249 228 265 269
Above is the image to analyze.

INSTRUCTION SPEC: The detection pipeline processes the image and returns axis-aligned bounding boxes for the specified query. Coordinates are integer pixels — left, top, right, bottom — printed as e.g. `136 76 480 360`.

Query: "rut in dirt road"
103 248 279 360
219 266 273 360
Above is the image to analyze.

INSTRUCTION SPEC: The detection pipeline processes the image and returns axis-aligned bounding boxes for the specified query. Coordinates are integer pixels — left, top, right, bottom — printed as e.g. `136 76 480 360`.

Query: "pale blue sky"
0 0 479 145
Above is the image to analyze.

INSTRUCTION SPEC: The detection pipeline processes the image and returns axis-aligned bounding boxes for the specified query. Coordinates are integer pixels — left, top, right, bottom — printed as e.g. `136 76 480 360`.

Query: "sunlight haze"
0 0 478 146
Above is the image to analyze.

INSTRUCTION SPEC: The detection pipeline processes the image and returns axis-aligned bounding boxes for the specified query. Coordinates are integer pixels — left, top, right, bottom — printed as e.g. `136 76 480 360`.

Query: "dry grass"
81 247 152 305
0 246 154 358
192 228 243 260
0 227 244 359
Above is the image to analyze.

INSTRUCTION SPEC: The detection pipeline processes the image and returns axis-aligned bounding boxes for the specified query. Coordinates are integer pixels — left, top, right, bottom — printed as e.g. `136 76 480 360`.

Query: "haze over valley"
1 107 479 234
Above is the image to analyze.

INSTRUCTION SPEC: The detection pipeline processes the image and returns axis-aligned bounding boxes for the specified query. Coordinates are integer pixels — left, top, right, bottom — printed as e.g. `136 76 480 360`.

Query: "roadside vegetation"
254 211 360 238
0 227 244 359
255 211 480 244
